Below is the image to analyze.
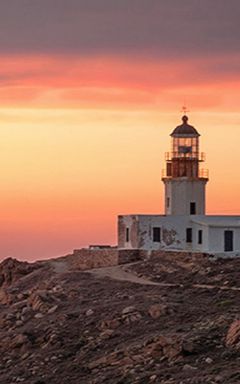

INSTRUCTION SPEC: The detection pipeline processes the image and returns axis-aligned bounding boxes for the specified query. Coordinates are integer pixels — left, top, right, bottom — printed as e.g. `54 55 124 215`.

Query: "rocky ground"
0 253 240 384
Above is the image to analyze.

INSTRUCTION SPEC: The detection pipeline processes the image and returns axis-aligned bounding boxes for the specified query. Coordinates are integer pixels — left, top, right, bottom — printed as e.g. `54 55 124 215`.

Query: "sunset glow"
0 1 240 260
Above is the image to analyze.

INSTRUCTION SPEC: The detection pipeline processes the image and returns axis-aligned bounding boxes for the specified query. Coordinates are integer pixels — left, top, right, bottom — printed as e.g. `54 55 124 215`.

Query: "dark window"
186 228 192 243
167 198 170 208
190 202 196 215
224 230 233 252
166 162 172 176
153 227 161 242
126 228 129 243
198 230 202 244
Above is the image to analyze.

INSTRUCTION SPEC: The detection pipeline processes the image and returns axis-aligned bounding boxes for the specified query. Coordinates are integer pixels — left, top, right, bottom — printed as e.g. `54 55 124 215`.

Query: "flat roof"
119 214 240 227
191 215 240 227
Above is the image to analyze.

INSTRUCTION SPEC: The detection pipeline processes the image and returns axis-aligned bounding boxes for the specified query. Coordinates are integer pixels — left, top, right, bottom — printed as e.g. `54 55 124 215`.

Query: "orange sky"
0 53 240 260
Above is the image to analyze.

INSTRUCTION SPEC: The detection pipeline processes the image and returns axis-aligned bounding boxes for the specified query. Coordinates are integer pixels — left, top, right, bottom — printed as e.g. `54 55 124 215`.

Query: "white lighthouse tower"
162 115 208 216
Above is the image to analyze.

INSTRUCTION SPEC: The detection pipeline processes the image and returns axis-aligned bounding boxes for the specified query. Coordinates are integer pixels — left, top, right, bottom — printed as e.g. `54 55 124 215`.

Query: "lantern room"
164 115 207 179
171 115 199 159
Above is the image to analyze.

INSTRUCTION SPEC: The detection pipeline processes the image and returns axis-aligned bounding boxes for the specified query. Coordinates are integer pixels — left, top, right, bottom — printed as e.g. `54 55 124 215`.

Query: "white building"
118 115 240 257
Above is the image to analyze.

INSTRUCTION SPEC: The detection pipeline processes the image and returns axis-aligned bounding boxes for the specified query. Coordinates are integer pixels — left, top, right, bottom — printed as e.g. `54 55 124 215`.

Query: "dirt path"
87 264 240 292
193 283 240 291
49 258 240 292
88 264 178 287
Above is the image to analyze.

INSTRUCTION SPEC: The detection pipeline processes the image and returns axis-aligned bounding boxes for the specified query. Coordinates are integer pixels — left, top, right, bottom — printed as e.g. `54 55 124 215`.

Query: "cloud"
0 54 239 111
0 1 239 57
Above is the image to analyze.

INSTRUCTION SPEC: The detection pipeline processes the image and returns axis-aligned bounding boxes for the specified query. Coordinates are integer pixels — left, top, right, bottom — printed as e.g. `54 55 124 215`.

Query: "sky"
0 0 240 260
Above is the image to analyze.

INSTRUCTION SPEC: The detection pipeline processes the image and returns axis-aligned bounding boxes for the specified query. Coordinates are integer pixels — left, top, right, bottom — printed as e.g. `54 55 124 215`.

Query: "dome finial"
181 103 190 124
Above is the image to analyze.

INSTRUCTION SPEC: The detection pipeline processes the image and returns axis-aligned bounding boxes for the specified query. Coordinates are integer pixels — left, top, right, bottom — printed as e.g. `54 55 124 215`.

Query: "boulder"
28 290 49 312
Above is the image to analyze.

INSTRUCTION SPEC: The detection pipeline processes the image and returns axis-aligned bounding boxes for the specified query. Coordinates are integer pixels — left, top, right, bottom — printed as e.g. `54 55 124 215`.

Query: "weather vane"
181 104 190 115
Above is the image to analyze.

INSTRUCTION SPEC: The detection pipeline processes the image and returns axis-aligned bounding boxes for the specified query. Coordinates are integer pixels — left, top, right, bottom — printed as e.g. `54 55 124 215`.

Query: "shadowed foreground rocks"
0 254 240 383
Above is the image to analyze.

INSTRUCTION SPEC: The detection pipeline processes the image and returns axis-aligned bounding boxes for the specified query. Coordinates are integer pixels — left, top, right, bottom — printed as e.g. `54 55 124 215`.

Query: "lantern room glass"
172 136 199 159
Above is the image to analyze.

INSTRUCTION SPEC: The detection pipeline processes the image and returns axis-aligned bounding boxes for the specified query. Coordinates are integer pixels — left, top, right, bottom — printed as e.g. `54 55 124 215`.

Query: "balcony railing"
162 168 209 179
165 152 206 161
199 169 209 178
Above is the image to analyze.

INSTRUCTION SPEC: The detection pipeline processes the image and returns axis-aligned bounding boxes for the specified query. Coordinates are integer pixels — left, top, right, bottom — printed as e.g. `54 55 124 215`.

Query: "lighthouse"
162 115 208 216
118 114 240 256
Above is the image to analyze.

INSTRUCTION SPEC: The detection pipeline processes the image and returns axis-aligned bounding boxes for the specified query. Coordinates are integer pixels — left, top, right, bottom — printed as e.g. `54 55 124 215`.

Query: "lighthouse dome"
171 115 200 137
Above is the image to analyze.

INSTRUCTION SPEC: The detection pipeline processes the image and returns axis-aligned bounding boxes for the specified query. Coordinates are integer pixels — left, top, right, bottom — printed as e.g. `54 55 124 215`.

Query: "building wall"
118 215 139 249
118 215 194 251
118 214 240 256
138 215 192 250
208 226 240 255
191 222 209 253
164 179 207 215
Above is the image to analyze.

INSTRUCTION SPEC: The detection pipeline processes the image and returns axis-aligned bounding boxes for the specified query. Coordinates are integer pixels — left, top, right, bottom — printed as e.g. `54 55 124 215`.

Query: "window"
167 198 170 208
186 228 192 243
126 227 129 243
153 227 161 242
166 162 172 177
190 202 196 215
198 230 202 244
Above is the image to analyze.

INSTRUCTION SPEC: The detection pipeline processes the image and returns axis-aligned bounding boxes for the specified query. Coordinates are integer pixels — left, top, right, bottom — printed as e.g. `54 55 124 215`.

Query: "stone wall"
140 250 210 262
69 247 210 271
70 248 141 270
118 249 140 264
71 249 119 270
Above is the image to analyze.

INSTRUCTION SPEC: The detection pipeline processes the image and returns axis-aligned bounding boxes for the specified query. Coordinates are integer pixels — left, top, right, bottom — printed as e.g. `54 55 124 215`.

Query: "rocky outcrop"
0 253 240 383
226 319 240 348
0 257 37 288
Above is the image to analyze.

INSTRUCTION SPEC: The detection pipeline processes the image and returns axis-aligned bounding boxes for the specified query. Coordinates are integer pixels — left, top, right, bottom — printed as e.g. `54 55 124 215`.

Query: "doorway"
224 230 233 252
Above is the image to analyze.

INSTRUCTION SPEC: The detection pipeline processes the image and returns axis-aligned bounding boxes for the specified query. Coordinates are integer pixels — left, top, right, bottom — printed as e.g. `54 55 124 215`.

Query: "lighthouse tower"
162 115 208 216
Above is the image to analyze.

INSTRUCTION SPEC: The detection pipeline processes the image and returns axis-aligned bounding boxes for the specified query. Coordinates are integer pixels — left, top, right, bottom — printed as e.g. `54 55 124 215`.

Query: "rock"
99 329 114 339
0 288 11 304
47 305 58 314
21 352 29 360
11 334 30 348
148 303 168 319
88 356 108 369
150 375 157 381
145 335 183 362
28 290 49 312
16 320 23 327
52 285 62 293
34 313 44 319
17 293 25 300
183 364 197 371
121 306 142 323
122 306 136 315
5 312 15 321
215 375 224 383
99 318 121 330
226 320 240 348
86 309 94 316
16 311 21 319
205 357 213 364
22 306 30 315
182 340 196 354
124 312 142 324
